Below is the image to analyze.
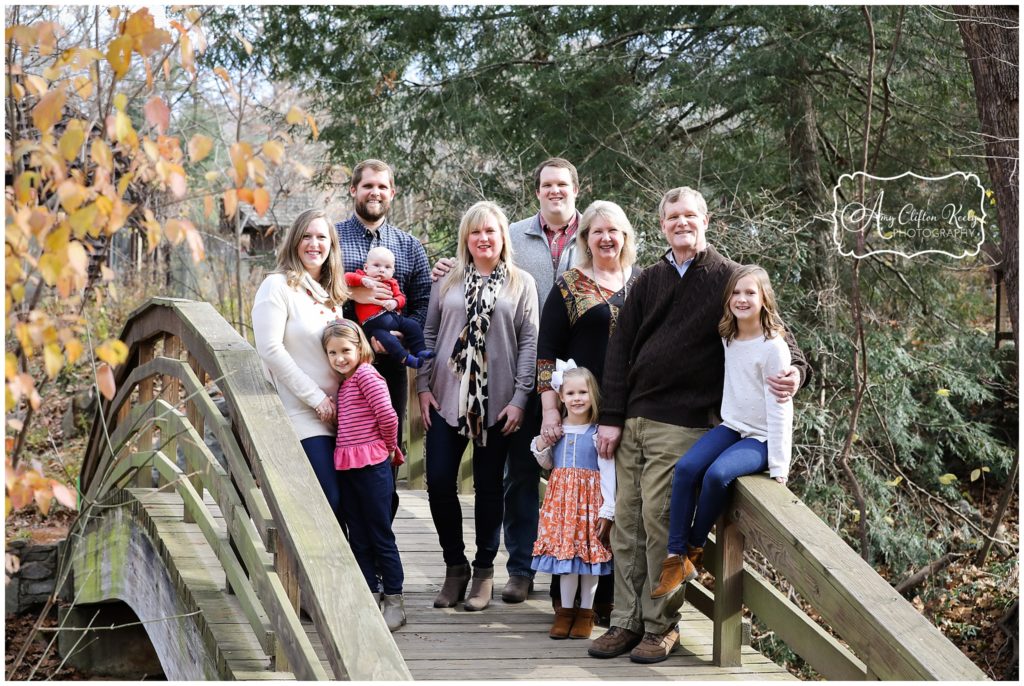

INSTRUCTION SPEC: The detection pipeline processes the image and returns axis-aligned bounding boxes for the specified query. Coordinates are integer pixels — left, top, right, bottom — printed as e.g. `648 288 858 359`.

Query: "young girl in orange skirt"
530 362 615 640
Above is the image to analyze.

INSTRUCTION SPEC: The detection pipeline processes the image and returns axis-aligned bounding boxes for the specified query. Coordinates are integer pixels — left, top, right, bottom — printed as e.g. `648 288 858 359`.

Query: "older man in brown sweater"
588 187 810 664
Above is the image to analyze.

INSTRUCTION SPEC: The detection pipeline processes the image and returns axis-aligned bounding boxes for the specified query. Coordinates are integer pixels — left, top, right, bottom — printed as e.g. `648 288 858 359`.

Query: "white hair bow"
550 358 578 393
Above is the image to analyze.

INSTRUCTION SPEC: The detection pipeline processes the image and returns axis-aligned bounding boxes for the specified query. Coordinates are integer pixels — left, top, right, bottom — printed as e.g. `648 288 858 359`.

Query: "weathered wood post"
712 509 744 667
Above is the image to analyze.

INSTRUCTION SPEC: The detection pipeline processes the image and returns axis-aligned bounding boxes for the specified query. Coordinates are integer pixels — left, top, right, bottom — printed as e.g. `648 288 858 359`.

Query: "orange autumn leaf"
253 187 270 216
237 187 254 205
143 95 170 134
188 134 213 163
106 34 133 79
31 87 66 134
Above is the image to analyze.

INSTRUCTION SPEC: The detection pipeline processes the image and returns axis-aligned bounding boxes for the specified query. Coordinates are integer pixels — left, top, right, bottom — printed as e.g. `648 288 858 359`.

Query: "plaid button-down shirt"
335 214 432 327
539 212 579 274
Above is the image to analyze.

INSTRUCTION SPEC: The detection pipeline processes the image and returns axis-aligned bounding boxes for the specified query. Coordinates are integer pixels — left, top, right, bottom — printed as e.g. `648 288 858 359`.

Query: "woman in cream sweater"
252 209 350 527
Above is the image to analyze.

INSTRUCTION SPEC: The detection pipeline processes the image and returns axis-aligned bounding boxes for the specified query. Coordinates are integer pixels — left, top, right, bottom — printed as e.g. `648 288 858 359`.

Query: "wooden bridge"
61 298 986 680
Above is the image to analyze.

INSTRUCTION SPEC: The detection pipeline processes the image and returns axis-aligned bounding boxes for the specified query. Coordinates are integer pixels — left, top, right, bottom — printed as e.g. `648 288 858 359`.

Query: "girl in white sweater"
652 264 794 598
252 209 350 527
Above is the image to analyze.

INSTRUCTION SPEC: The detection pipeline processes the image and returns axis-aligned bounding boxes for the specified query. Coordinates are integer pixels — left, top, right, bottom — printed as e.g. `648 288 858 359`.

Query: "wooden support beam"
712 511 744 668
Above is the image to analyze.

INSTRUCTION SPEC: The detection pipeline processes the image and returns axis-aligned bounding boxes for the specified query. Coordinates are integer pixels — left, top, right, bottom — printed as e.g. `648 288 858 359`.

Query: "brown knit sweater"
599 245 810 429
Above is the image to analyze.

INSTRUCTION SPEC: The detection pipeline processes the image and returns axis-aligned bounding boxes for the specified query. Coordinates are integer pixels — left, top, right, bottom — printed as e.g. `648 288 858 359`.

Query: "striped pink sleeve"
355 366 399 451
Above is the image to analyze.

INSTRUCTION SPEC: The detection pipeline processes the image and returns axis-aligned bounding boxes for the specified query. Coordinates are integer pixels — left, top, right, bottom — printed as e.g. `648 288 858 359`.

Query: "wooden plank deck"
384 490 796 681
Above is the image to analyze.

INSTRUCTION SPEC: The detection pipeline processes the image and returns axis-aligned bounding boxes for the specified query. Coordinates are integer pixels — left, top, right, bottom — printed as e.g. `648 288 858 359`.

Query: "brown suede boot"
687 545 705 572
569 608 596 639
433 563 471 608
549 607 577 639
463 566 494 611
651 554 697 598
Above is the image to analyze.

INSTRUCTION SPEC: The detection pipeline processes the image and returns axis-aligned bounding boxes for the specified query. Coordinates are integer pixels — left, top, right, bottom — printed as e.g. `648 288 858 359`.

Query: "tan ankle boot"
651 554 697 598
433 563 471 608
549 607 577 639
463 566 493 611
569 608 596 639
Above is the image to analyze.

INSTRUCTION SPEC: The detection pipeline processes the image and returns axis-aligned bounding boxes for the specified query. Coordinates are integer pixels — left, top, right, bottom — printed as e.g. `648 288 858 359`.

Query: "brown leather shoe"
587 626 643 658
433 563 471 608
463 566 494 611
549 607 577 639
687 545 705 572
629 628 680 664
569 608 596 639
651 555 697 598
501 575 533 603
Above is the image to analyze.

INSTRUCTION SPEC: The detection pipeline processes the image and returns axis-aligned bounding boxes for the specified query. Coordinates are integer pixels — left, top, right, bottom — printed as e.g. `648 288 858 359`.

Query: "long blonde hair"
718 265 785 343
441 200 523 297
275 209 349 306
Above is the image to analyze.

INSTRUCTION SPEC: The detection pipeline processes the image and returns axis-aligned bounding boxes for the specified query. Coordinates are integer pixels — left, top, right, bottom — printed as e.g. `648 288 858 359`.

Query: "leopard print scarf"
448 260 508 446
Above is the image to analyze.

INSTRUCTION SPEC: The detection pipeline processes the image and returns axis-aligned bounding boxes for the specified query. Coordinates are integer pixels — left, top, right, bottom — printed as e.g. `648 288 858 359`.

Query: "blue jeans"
425 410 511 569
666 425 768 554
337 459 404 595
502 392 541 579
300 435 348 538
363 312 427 365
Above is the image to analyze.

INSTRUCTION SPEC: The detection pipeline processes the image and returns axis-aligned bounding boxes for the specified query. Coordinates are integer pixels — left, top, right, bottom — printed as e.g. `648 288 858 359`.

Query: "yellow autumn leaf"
883 516 895 526
38 254 62 285
31 87 66 134
69 203 99 238
970 469 981 482
43 343 63 379
106 34 133 79
56 179 88 212
115 110 137 146
95 339 129 366
43 223 70 254
113 92 127 112
262 140 285 165
188 134 213 163
936 388 950 397
285 105 304 125
306 113 319 140
229 141 252 186
204 170 220 183
180 32 194 74
293 162 312 179
64 338 84 364
66 241 89 277
937 473 958 485
6 353 17 378
90 138 113 171
25 74 48 96
58 120 85 160
885 475 903 487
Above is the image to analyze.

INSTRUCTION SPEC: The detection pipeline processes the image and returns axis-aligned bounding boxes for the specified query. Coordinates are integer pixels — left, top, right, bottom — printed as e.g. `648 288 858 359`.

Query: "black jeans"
425 410 511 569
338 459 404 595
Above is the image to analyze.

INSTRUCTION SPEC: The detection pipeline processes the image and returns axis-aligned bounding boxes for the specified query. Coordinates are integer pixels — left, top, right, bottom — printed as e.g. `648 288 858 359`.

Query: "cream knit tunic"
719 334 794 479
252 272 341 440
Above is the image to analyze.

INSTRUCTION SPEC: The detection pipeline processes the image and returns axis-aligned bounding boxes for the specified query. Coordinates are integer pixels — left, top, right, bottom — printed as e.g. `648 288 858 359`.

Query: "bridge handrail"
80 297 411 681
706 474 986 680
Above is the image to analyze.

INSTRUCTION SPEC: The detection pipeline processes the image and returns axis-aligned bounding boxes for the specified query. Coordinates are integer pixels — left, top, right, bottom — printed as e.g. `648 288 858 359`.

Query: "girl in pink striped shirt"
321 320 406 631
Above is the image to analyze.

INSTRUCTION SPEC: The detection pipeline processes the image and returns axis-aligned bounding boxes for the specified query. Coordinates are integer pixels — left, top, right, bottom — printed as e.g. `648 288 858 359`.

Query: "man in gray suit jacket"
431 158 580 603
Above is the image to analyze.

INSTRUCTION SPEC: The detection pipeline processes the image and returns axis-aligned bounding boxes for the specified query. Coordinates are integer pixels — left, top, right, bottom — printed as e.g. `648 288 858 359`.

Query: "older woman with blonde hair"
252 208 350 529
417 200 539 612
535 199 640 622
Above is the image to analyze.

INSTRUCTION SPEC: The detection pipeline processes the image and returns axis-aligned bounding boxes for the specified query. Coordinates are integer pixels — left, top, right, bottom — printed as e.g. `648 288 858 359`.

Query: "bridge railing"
686 475 986 680
80 297 410 680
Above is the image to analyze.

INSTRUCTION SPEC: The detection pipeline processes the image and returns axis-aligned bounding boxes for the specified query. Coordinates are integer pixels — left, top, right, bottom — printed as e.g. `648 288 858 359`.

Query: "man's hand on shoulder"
431 257 455 282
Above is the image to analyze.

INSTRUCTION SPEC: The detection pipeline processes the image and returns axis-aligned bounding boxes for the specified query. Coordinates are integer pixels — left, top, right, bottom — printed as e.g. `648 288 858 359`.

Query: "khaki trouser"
610 417 705 635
